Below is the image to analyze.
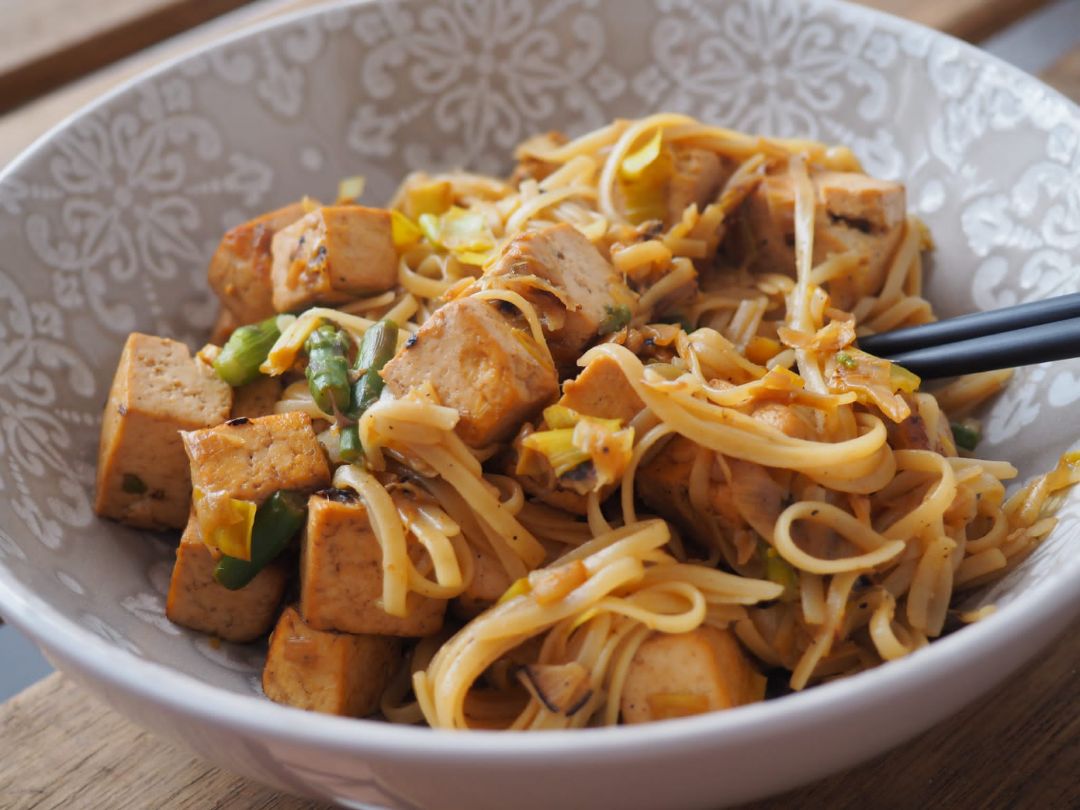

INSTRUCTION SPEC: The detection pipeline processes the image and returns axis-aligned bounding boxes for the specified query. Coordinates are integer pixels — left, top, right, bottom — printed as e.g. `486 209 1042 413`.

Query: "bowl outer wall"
12 572 1077 809
0 0 1079 807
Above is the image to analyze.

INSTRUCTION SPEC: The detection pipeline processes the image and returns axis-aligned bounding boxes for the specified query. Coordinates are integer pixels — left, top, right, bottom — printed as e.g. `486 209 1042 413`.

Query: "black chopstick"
857 292 1080 357
878 316 1080 379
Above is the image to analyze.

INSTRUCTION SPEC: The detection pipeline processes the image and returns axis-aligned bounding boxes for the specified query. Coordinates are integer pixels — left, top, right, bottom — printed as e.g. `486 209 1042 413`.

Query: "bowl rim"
1 0 1079 762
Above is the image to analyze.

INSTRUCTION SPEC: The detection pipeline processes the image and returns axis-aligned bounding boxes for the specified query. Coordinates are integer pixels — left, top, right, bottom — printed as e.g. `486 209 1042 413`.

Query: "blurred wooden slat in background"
0 0 1057 120
1044 44 1080 102
0 0 256 113
862 0 1053 42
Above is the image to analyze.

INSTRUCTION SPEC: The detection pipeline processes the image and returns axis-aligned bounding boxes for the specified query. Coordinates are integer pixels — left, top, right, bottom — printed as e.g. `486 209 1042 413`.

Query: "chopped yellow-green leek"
336 175 366 203
763 546 798 601
497 577 532 605
621 128 664 180
390 210 423 249
192 488 257 561
950 421 981 452
521 428 591 477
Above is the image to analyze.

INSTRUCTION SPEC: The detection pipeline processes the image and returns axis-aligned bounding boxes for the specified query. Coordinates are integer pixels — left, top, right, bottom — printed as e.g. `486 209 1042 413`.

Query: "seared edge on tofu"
209 202 306 324
270 205 397 312
381 296 559 448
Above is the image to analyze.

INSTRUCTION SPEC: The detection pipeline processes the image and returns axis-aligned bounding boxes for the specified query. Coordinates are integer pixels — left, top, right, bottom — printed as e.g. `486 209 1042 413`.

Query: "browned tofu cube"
452 539 513 619
165 511 287 642
300 491 446 637
208 203 305 324
380 296 558 447
749 402 815 440
737 169 906 310
182 411 330 504
666 146 730 226
486 224 633 368
95 333 232 530
635 435 699 534
739 173 796 275
230 376 282 420
816 171 906 232
270 205 397 312
621 626 765 723
210 307 239 346
559 354 645 424
263 605 401 717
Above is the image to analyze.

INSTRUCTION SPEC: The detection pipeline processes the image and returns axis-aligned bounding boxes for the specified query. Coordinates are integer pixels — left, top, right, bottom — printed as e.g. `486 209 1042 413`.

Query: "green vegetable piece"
764 545 797 601
950 421 981 452
305 324 352 415
835 351 856 369
351 319 399 417
339 424 363 463
598 304 632 335
214 316 281 387
213 490 308 590
659 312 695 332
121 473 147 495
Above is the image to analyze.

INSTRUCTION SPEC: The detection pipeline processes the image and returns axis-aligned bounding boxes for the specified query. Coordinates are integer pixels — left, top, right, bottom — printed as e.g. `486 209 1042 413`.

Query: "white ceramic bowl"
1 1 1079 807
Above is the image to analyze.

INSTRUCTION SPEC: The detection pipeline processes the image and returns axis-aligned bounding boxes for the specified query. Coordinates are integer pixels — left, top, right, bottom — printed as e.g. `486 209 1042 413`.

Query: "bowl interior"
1 0 1079 702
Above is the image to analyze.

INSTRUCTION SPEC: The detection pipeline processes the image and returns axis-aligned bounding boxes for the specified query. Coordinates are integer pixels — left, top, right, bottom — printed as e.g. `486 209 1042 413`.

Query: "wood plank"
0 621 1075 809
0 0 257 114
860 0 1053 42
1043 44 1080 103
0 0 325 166
0 675 325 810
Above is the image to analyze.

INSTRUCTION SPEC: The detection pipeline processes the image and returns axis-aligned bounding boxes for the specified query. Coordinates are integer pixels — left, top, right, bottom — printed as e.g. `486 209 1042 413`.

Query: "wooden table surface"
1 1 1078 808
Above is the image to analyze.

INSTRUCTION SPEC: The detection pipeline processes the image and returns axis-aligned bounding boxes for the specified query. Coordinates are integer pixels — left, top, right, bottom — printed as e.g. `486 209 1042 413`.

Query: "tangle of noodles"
172 113 1080 732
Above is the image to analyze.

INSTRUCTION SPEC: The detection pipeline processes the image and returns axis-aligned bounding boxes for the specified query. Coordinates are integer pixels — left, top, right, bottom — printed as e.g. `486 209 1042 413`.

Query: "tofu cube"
621 626 765 724
263 605 401 717
738 172 796 277
270 205 397 312
559 354 645 424
737 169 906 310
300 491 446 637
229 376 282 420
95 333 233 530
666 146 730 226
486 224 633 368
635 434 699 535
165 511 287 642
452 539 513 619
816 171 906 232
380 296 558 447
208 202 305 324
182 411 331 504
